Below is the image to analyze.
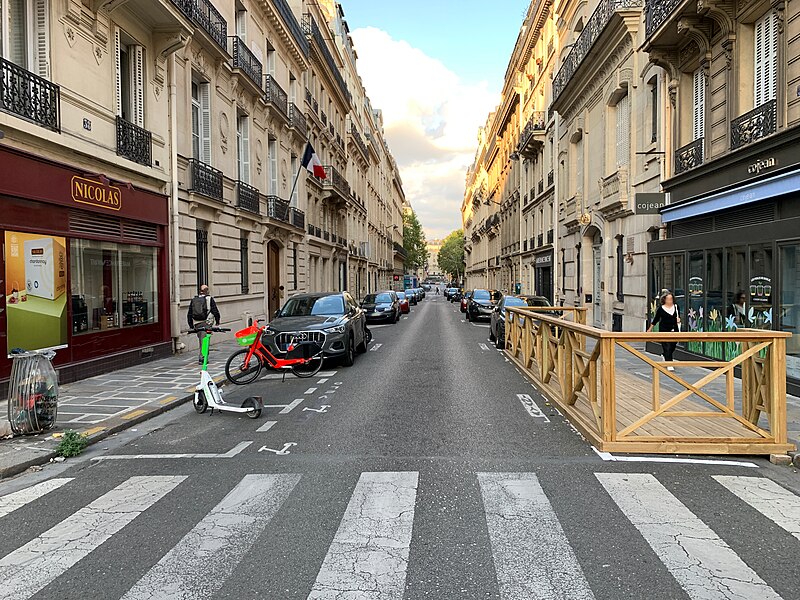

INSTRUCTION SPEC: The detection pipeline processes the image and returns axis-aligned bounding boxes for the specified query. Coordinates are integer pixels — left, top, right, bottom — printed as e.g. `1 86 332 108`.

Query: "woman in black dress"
647 292 681 370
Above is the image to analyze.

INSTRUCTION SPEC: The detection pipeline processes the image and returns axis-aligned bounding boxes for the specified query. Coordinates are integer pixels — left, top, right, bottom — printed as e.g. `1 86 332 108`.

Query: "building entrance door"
267 241 281 317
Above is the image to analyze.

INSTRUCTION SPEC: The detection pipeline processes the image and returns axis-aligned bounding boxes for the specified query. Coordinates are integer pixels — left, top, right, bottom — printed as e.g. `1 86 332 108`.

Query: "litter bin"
7 350 59 435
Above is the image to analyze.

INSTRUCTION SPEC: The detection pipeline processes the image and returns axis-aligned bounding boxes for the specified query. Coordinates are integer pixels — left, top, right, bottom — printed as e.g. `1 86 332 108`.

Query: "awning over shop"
661 167 800 223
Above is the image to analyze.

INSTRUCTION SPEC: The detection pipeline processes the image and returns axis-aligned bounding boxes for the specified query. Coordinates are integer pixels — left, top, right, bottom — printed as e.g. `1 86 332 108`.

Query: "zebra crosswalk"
1 471 799 599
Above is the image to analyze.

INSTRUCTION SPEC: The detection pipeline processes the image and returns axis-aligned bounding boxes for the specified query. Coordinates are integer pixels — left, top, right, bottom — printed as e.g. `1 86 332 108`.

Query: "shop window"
687 251 704 354
114 28 145 127
196 226 209 287
749 244 773 329
780 244 800 382
240 235 249 294
69 239 158 334
705 248 724 359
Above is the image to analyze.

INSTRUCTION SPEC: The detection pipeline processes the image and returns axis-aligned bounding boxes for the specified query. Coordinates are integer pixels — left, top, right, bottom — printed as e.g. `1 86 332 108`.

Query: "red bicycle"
225 321 324 385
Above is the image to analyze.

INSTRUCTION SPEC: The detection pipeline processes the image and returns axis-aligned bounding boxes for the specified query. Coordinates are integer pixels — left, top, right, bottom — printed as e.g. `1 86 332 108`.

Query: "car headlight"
324 325 346 334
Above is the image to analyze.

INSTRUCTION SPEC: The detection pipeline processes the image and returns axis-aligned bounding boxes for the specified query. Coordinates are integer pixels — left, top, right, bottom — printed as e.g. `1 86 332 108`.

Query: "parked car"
418 287 426 299
489 295 552 349
444 287 458 300
264 292 368 367
396 291 410 314
361 291 400 323
460 290 473 313
450 289 463 302
466 289 502 322
405 289 418 305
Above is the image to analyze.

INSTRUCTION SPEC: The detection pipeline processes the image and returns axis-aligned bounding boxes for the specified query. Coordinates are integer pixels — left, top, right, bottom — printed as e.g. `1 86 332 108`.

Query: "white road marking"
303 405 330 413
305 387 318 394
471 323 490 328
325 389 337 394
121 474 300 600
369 343 383 352
479 343 490 351
0 478 74 519
256 420 277 433
369 324 392 329
262 398 304 414
478 473 594 600
318 371 337 377
713 476 800 542
597 473 782 600
591 447 758 468
317 378 329 384
516 394 550 422
94 442 253 461
258 442 296 455
0 476 185 599
334 382 343 385
308 472 418 599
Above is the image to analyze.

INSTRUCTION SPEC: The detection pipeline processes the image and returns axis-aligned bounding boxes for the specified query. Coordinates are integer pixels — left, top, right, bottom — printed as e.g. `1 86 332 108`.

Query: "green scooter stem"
200 334 210 371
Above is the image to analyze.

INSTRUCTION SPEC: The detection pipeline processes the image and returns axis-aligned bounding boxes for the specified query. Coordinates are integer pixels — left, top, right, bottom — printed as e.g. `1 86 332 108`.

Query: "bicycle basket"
234 325 260 347
285 341 323 359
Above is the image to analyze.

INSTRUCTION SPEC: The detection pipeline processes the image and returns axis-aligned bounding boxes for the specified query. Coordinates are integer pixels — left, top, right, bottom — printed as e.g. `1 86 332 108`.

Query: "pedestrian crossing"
1 471 799 599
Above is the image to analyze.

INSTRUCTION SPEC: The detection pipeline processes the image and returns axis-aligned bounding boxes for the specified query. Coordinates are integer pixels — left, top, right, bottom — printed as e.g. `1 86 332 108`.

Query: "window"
615 93 630 167
754 11 778 107
0 0 49 76
616 236 624 301
265 41 276 77
191 80 211 163
268 137 278 195
574 135 583 195
240 235 249 294
289 74 297 103
649 76 658 143
235 5 247 41
290 154 298 206
692 68 705 142
237 113 250 183
196 226 209 287
114 29 145 126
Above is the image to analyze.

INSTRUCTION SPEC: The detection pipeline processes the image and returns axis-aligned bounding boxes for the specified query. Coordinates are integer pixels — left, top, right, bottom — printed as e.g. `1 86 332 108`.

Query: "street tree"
403 209 429 272
437 229 465 282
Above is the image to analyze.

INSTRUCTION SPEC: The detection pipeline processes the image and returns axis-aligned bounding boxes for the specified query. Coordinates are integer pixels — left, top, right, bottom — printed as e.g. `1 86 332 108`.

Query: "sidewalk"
0 340 239 479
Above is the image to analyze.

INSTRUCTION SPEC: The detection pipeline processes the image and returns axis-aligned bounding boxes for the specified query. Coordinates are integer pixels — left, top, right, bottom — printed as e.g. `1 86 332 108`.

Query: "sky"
343 1 529 240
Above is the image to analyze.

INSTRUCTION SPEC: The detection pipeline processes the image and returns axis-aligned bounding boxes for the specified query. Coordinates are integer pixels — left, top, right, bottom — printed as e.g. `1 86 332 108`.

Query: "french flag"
301 143 326 179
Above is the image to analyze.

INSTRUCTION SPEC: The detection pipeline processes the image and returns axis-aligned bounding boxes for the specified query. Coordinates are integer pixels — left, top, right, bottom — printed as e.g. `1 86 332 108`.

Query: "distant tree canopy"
403 210 429 271
437 229 465 280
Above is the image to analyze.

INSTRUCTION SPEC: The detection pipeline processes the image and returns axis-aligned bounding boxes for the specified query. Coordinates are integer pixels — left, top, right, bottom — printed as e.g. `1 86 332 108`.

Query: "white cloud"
350 27 498 240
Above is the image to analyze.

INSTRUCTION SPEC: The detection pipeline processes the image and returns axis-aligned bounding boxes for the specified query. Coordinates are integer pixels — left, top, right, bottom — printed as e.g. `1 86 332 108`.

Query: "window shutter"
269 138 278 195
240 117 250 184
133 44 145 127
33 0 49 78
755 12 778 106
616 94 630 167
114 28 122 117
575 136 583 192
200 82 212 163
692 68 705 141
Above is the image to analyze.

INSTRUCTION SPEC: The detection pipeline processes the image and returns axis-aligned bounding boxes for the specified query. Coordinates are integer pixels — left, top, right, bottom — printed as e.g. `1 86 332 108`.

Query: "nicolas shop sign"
635 193 666 215
71 176 122 211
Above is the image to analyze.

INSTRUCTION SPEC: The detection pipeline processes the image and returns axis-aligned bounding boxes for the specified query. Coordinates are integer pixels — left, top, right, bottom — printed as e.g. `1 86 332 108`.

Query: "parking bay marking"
93 441 253 460
369 343 383 352
258 442 296 455
303 405 330 413
479 343 490 351
304 387 317 395
263 398 303 414
517 394 551 422
256 420 277 433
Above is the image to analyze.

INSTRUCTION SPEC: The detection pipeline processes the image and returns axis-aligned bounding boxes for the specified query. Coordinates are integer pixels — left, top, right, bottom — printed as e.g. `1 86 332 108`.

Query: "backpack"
191 295 212 324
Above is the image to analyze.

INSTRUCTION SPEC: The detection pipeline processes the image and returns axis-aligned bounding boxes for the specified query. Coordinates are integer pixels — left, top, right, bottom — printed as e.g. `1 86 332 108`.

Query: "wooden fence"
505 306 794 455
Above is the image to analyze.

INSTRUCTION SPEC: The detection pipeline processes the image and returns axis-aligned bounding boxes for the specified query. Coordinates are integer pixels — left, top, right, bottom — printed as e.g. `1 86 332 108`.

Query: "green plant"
55 430 88 458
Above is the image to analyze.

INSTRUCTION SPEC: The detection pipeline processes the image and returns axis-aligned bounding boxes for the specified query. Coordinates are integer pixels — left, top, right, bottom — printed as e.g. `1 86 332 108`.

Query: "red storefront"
0 146 171 386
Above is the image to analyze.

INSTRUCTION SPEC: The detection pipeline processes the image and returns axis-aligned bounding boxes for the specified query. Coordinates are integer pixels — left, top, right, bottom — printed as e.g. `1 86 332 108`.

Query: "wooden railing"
505 307 793 455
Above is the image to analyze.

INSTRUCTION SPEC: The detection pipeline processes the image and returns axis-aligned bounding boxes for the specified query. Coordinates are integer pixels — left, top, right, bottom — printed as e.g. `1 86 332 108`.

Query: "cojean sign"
635 193 666 215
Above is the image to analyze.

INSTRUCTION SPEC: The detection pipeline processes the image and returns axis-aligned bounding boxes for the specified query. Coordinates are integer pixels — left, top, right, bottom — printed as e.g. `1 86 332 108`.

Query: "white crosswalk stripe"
714 475 800 542
478 472 595 599
0 475 185 600
597 473 783 600
307 471 418 600
121 474 301 600
0 478 74 519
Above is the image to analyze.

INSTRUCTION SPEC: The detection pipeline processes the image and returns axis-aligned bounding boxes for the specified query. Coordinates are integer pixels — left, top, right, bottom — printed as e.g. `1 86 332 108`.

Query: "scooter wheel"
194 390 208 414
242 397 261 419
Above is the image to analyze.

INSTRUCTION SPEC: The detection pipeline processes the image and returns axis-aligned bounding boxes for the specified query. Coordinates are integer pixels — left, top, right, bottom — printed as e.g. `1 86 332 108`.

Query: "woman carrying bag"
648 292 681 371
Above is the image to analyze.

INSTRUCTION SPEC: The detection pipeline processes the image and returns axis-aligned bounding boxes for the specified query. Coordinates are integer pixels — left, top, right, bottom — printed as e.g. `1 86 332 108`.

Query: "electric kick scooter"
190 326 263 418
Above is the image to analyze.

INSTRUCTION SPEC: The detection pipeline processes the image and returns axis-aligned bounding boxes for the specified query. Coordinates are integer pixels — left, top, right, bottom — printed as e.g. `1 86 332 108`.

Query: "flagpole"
288 165 303 207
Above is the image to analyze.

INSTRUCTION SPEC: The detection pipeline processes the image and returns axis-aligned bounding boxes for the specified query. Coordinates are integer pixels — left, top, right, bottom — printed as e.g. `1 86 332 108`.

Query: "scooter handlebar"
188 326 231 334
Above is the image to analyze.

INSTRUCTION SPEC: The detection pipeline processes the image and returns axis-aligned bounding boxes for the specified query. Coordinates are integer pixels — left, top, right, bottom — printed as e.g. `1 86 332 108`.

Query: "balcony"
314 226 322 237
547 170 554 187
599 166 630 220
302 14 351 106
188 159 223 201
674 138 704 175
349 124 369 160
552 0 643 106
266 196 290 222
524 239 528 251
307 223 314 235
537 234 544 247
393 242 408 259
547 229 554 245
322 165 351 199
538 180 544 195
323 230 330 242
321 111 328 126
170 0 227 51
236 181 260 214
305 87 312 105
0 58 60 132
289 208 305 230
730 100 777 151
517 111 546 157
264 74 288 120
644 0 682 40
288 103 307 138
229 36 262 91
270 0 309 57
116 117 152 166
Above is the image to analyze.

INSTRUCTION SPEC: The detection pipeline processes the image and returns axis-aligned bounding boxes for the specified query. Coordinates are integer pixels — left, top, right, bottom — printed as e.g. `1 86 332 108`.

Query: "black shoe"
198 357 204 364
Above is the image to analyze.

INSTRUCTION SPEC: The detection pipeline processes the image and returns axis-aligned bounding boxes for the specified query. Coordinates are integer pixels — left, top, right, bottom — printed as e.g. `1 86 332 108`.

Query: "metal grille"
267 196 290 222
276 331 325 350
0 57 60 132
122 221 159 243
670 218 713 238
730 100 777 150
674 138 704 174
237 181 260 214
116 116 152 166
715 203 775 230
264 75 288 119
170 0 227 51
188 159 223 201
229 36 263 89
288 103 307 138
69 211 122 238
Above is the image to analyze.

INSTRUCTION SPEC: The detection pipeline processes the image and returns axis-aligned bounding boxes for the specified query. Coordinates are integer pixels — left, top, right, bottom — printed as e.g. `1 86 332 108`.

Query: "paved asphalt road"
1 294 800 599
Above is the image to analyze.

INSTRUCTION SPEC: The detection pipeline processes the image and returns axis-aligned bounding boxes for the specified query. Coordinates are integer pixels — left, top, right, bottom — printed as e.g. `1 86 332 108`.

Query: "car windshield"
473 290 500 301
279 295 345 317
504 297 528 308
397 292 406 300
526 298 551 307
375 293 393 303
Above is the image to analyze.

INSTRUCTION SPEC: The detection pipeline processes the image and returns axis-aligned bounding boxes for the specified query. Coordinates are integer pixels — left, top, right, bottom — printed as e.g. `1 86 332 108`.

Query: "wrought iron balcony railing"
730 99 777 151
229 36 262 89
322 165 350 198
289 207 305 230
518 110 546 153
170 0 227 51
393 242 408 258
266 195 290 221
538 233 544 247
547 170 554 187
538 180 544 195
188 159 223 200
307 223 314 235
321 110 327 126
264 74 288 119
314 226 322 237
350 124 369 158
302 14 351 105
552 0 643 104
236 181 260 214
323 230 330 241
547 229 554 245
0 57 60 132
674 138 704 174
271 0 309 57
116 116 152 166
644 0 682 39
305 87 312 105
288 103 307 138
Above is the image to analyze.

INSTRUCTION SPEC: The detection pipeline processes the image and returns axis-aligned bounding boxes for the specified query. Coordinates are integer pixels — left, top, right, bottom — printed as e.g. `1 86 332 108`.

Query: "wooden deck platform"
505 307 795 456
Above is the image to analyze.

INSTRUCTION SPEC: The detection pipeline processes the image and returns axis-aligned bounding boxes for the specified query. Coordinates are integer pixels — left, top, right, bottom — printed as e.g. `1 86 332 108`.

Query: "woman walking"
648 292 681 371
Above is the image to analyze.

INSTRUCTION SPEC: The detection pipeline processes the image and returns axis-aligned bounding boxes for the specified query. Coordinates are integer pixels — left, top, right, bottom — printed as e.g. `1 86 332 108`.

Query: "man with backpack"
188 284 221 364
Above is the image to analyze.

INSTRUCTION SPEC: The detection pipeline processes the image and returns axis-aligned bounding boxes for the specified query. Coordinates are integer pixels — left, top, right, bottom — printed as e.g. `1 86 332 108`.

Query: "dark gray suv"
263 292 368 366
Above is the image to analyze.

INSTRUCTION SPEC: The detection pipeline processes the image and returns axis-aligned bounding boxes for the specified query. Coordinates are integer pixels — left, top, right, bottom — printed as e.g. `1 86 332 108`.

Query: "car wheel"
342 335 355 367
357 325 368 353
496 328 505 350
